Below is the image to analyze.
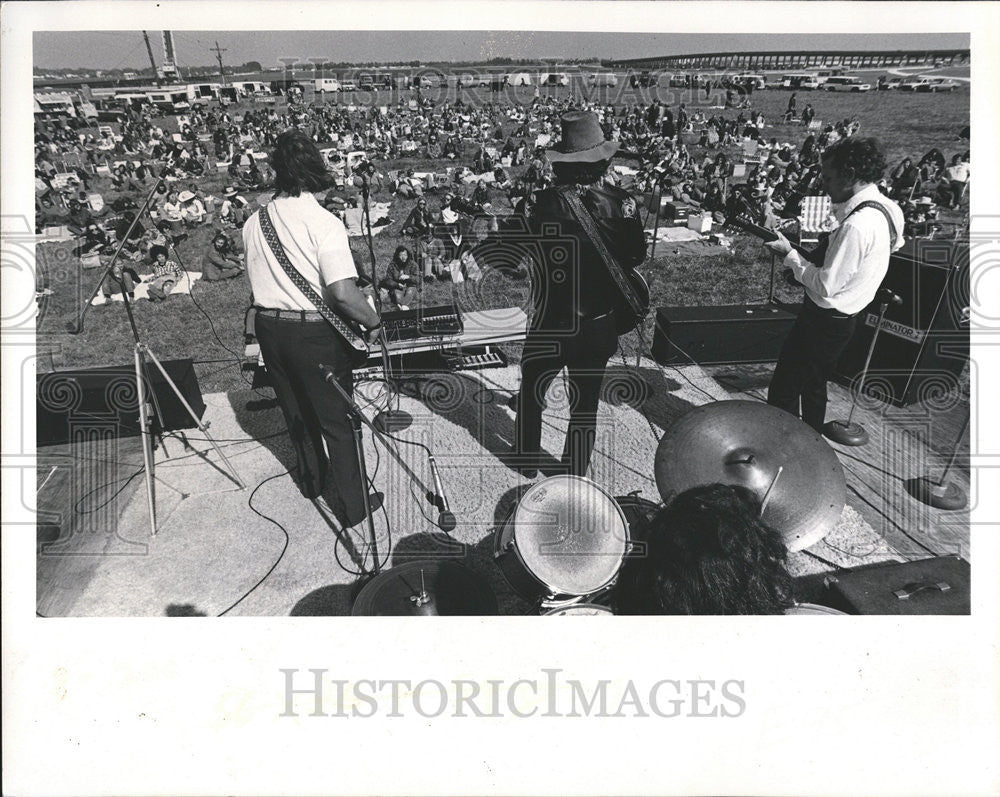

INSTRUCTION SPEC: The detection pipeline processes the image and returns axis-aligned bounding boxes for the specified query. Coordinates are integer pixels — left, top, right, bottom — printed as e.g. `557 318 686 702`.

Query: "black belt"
255 308 327 321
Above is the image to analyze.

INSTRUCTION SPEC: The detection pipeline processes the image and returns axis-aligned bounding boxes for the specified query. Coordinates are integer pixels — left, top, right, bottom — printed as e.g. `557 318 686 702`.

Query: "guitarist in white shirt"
764 137 904 432
244 130 384 528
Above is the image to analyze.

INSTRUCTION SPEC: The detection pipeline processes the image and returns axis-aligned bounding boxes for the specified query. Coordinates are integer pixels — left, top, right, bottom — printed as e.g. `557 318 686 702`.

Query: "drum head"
785 602 848 616
543 603 615 616
512 475 628 597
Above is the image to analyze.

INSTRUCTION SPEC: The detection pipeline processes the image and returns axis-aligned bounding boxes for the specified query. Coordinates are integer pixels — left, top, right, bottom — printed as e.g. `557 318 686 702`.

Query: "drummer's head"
615 484 795 615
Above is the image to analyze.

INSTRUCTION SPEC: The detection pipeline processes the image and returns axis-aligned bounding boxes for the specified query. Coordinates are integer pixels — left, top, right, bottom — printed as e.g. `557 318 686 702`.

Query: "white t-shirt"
243 193 358 311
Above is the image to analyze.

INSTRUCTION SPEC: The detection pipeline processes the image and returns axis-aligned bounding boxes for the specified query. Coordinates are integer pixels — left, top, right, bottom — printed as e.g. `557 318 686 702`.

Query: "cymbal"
654 401 845 552
351 560 498 616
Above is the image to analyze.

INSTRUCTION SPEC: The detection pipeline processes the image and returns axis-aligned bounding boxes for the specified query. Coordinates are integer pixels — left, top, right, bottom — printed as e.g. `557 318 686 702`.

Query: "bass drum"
494 475 629 606
543 603 615 616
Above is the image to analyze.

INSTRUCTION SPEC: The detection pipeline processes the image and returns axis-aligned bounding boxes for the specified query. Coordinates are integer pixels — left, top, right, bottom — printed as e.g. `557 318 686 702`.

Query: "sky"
33 31 970 71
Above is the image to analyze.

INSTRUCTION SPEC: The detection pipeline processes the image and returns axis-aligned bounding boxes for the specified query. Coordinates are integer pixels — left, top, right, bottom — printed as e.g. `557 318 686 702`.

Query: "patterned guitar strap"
256 204 368 355
558 185 647 321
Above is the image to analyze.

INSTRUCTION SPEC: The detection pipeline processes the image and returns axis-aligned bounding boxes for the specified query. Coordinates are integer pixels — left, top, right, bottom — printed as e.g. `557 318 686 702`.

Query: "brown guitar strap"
558 185 646 320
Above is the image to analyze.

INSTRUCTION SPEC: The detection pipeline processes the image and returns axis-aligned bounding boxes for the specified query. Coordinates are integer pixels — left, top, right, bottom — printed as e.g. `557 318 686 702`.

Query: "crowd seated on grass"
35 81 970 310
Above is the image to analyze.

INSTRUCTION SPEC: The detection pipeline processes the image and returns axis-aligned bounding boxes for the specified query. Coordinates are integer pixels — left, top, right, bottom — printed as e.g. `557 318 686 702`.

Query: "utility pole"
211 41 228 85
142 31 161 86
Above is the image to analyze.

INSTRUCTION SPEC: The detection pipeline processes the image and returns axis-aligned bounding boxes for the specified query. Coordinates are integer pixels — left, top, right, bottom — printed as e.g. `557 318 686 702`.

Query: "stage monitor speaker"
37 359 205 448
835 239 969 407
651 303 801 366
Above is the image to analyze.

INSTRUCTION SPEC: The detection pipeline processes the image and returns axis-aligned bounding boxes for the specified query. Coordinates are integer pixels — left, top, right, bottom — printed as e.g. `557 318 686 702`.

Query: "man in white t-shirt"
764 137 904 432
243 129 383 530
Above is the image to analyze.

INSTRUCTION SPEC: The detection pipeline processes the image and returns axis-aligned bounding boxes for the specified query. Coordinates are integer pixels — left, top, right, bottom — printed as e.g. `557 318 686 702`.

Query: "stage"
35 359 970 617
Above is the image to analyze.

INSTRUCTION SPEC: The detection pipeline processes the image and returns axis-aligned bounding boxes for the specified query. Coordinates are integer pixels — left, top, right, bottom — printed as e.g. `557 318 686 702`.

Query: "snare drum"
493 475 629 605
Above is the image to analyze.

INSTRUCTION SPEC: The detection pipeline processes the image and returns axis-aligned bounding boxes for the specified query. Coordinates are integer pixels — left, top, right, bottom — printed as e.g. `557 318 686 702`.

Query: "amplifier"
37 359 205 447
651 303 800 365
835 239 968 406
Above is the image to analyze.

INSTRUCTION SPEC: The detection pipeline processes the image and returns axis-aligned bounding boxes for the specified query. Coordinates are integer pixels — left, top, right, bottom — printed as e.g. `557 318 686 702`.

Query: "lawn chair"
741 139 762 169
797 195 833 246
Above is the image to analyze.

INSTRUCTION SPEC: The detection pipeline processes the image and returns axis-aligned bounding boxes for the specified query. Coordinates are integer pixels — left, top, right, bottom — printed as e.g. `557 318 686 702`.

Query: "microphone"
319 363 338 385
427 454 456 532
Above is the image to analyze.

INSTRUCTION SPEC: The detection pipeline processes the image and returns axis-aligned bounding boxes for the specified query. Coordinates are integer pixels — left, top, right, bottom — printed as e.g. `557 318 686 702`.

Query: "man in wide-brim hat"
511 110 647 479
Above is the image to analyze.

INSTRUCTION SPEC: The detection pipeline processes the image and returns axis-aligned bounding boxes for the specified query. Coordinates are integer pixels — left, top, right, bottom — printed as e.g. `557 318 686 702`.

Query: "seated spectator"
160 190 185 234
146 244 183 302
395 168 424 199
614 484 796 615
101 261 141 302
890 157 920 200
380 245 419 309
202 232 244 281
220 186 251 228
178 190 206 226
401 196 434 238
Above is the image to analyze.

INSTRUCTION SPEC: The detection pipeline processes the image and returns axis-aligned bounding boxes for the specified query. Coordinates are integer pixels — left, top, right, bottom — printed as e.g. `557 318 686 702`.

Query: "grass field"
36 82 969 393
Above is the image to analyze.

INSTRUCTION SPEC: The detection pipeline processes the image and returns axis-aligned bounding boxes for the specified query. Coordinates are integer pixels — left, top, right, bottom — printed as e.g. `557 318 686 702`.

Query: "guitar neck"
731 217 817 261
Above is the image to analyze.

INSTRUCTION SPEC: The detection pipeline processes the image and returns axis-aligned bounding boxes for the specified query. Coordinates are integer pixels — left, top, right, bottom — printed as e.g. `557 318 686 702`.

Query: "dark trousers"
768 298 858 432
254 314 365 518
515 314 618 476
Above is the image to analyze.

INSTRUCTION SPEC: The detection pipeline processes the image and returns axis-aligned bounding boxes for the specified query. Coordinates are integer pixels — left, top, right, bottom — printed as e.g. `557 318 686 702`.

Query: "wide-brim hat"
178 190 195 202
223 186 239 197
547 111 619 163
917 196 934 206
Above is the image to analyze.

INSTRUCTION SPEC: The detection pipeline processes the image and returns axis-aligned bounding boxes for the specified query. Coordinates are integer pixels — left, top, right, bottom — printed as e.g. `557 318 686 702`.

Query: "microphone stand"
356 172 412 433
823 288 902 446
67 157 245 537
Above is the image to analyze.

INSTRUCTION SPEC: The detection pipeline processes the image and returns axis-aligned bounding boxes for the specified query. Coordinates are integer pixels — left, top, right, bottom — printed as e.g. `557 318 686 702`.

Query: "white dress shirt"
243 193 358 311
785 183 905 315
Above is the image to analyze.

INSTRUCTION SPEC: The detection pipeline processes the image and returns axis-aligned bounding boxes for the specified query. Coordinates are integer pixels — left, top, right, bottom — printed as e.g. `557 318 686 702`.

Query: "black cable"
217 470 291 616
800 549 849 571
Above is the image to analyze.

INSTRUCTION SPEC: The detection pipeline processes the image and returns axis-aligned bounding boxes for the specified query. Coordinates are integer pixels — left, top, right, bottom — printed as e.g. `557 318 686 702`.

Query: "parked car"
798 77 822 91
917 77 961 92
821 76 872 92
882 77 905 90
899 76 959 91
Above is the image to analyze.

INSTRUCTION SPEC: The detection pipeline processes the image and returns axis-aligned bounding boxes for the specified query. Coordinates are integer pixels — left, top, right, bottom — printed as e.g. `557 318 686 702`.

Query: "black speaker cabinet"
651 303 801 365
37 359 205 447
835 239 969 406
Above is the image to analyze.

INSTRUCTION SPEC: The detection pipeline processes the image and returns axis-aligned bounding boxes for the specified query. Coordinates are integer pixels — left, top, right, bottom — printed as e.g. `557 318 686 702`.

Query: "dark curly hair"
270 129 331 196
551 158 610 185
615 483 796 615
821 137 887 184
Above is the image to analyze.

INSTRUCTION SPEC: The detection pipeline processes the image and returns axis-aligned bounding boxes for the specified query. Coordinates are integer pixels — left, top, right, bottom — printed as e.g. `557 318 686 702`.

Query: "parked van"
506 72 532 86
735 73 767 90
821 75 872 92
314 78 341 93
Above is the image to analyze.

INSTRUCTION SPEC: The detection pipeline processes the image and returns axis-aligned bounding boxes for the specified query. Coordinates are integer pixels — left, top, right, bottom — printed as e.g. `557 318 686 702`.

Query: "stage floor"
35 359 970 617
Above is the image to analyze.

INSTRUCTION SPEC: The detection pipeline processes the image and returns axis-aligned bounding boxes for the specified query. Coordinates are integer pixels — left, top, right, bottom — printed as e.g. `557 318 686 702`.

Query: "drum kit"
351 400 847 616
